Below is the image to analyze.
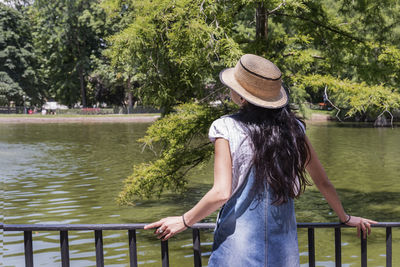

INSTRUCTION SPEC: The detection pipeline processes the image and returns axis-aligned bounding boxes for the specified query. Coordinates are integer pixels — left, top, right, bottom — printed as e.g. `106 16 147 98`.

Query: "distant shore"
306 113 332 122
0 114 160 124
0 112 332 124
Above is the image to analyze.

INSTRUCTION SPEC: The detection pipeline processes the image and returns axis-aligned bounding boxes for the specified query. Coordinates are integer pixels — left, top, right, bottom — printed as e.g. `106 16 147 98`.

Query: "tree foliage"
29 0 108 107
0 3 39 106
87 56 127 107
103 0 242 113
103 0 400 117
297 74 400 120
117 102 235 204
115 0 400 203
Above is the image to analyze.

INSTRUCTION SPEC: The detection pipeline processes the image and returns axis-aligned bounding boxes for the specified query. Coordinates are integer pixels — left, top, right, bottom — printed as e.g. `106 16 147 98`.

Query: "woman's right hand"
144 216 187 241
345 215 378 239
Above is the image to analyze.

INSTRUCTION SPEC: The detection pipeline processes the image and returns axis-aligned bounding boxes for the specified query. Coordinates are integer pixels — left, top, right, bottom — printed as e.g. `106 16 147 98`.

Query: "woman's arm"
305 136 377 238
143 138 232 240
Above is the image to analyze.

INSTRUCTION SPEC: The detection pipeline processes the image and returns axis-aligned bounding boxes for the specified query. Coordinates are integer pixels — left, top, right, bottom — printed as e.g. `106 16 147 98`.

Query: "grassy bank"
302 106 335 120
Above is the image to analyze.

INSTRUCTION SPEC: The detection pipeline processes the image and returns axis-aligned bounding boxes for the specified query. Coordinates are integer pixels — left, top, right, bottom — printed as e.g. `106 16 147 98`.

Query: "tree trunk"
256 2 270 42
78 66 87 107
127 75 133 114
265 13 269 41
374 114 389 127
256 2 266 40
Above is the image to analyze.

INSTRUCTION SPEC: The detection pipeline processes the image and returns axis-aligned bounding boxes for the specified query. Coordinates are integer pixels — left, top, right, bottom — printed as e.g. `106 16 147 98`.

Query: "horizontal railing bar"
2 222 400 231
3 223 148 231
2 221 399 267
1 223 215 231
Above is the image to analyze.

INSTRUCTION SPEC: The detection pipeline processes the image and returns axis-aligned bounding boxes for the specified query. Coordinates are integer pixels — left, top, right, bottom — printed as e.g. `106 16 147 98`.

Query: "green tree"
235 0 400 119
87 56 127 107
30 0 107 107
0 3 40 106
93 0 140 112
115 0 400 204
296 74 400 121
103 0 242 114
118 102 235 204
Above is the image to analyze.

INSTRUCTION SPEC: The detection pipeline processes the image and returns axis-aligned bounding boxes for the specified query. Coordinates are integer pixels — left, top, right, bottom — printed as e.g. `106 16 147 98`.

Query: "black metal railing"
297 222 399 267
1 222 398 267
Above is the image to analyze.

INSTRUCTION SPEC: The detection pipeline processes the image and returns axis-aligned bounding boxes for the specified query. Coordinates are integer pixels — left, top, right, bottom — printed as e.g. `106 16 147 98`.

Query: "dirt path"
1 112 331 124
0 115 160 124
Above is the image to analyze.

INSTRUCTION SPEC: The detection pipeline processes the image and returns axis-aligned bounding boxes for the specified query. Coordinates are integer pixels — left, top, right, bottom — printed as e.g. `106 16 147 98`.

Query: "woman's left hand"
345 215 378 239
144 216 187 241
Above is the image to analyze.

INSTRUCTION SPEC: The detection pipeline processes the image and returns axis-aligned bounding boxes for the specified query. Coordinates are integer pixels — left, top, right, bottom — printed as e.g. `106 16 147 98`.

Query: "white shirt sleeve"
208 117 229 143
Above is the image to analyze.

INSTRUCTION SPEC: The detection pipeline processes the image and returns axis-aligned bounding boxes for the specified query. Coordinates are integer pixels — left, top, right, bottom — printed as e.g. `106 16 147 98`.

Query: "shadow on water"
296 187 400 222
139 182 400 224
134 182 211 208
309 121 400 128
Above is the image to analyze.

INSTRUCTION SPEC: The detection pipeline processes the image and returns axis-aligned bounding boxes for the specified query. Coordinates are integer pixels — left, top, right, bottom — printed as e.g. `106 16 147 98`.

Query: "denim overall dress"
208 115 300 267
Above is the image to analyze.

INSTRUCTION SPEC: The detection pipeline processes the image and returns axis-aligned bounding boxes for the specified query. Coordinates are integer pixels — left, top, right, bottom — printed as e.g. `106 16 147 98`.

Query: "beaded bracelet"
182 215 191 228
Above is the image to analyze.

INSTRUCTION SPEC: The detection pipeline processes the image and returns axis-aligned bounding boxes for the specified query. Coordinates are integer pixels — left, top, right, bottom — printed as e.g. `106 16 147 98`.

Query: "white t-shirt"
208 114 306 196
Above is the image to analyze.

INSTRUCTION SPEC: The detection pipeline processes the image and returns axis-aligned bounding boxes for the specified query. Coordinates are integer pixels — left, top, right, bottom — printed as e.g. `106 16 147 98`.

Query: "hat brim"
219 68 288 109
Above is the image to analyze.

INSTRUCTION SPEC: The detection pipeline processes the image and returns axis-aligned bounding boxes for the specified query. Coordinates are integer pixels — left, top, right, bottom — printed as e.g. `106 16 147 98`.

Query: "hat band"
234 62 282 101
239 59 282 81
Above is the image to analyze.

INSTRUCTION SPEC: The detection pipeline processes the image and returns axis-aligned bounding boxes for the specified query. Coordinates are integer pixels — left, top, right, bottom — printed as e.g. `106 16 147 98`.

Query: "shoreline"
305 113 333 123
0 114 160 124
0 113 332 124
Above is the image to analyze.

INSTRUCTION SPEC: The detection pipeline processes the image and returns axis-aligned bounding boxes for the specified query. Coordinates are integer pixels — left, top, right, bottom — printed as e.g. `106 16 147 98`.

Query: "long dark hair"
237 103 311 205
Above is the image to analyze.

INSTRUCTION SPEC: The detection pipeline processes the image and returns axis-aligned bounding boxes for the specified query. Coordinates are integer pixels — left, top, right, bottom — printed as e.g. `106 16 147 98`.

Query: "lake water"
1 121 400 266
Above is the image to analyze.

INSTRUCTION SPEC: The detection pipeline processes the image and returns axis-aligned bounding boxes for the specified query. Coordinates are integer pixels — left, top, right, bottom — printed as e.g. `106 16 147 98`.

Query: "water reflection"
1 122 400 266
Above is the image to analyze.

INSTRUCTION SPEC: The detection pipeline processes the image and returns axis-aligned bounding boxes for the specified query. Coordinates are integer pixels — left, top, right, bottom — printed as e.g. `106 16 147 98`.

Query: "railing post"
334 227 341 267
361 230 367 267
386 227 392 267
308 228 315 267
95 230 104 267
128 230 138 267
60 230 70 267
24 231 33 267
192 228 202 267
161 240 169 267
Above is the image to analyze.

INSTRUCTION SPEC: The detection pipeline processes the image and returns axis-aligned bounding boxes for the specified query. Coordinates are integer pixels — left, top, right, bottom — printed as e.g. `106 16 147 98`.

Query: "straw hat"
219 54 288 108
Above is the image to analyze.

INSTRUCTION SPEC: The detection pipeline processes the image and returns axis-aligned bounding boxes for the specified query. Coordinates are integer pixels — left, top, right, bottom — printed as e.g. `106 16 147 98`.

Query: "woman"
144 54 377 266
